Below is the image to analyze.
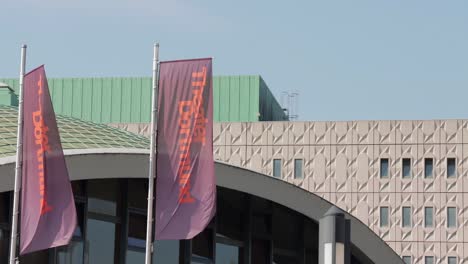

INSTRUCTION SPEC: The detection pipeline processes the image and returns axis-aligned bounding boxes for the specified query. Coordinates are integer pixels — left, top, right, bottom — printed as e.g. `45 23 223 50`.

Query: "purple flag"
20 66 76 254
155 58 216 239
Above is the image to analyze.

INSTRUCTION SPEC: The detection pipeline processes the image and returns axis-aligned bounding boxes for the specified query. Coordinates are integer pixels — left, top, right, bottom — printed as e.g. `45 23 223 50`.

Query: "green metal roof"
0 105 149 158
0 75 287 124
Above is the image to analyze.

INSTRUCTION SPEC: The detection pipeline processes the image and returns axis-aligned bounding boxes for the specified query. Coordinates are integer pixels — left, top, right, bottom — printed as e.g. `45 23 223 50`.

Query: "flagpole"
145 43 160 264
9 44 27 264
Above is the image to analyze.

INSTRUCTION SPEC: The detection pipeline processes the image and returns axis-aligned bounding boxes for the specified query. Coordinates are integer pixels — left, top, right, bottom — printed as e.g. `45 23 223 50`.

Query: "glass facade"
447 158 456 178
1 179 375 264
402 207 412 228
402 256 411 264
294 159 303 179
424 207 434 228
273 159 282 178
447 207 457 228
380 207 389 227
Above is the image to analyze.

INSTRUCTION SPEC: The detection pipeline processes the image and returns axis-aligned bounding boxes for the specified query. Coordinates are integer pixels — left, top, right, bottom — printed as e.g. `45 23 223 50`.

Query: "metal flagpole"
145 43 160 264
9 44 27 264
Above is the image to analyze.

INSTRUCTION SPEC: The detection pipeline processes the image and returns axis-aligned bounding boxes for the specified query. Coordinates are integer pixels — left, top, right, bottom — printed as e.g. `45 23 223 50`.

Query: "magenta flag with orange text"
155 58 216 239
20 66 76 254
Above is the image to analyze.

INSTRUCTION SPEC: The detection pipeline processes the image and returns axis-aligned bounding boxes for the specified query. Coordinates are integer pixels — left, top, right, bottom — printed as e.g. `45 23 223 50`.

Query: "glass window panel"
402 158 411 178
447 158 456 178
192 228 213 259
380 158 389 178
402 256 412 264
86 219 116 264
128 179 147 210
0 229 9 263
128 213 146 248
154 240 180 263
0 192 10 224
273 159 282 178
424 207 433 228
448 256 457 264
20 250 49 264
402 207 412 227
294 159 303 179
425 158 433 178
71 181 86 197
88 179 118 216
274 254 298 264
380 207 389 227
216 243 241 264
252 239 270 264
56 240 84 264
447 207 457 228
127 250 145 263
425 256 434 264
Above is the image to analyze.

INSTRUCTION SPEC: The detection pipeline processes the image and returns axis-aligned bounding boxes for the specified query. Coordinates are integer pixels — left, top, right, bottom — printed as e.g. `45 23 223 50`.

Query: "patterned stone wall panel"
464 145 468 193
246 122 268 146
330 192 352 213
352 121 373 145
418 144 441 193
395 193 417 242
373 120 396 145
354 145 374 193
286 146 310 188
464 193 468 243
418 242 441 264
440 144 463 193
395 120 419 145
330 121 353 145
225 145 247 168
213 122 224 146
224 122 247 146
373 145 396 193
308 146 331 193
440 120 463 144
372 192 396 241
463 120 468 144
441 193 463 243
353 192 374 227
418 120 441 144
440 243 463 264
268 122 289 146
394 242 417 264
330 145 354 193
287 122 309 145
245 146 269 175
395 145 418 193
213 145 225 162
309 122 331 145
417 193 441 243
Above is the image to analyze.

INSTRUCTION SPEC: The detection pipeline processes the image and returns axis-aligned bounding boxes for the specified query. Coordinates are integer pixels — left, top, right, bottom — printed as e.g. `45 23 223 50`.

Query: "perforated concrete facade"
111 120 468 263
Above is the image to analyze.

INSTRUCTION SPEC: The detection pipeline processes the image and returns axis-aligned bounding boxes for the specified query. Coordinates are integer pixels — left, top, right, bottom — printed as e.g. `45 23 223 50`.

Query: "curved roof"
0 105 149 158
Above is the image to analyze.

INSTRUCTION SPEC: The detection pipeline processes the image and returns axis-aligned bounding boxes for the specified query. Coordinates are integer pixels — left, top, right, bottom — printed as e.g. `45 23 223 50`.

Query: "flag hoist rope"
145 43 160 264
9 45 27 264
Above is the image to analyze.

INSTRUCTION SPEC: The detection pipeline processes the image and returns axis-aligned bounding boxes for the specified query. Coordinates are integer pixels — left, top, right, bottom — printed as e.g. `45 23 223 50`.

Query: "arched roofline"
0 149 403 264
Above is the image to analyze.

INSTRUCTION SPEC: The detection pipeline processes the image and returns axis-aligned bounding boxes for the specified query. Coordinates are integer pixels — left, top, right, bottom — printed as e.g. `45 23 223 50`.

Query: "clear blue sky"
1 0 467 121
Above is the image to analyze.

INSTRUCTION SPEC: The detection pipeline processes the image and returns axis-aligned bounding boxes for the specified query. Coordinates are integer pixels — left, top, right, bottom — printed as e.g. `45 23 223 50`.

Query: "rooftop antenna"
280 90 299 121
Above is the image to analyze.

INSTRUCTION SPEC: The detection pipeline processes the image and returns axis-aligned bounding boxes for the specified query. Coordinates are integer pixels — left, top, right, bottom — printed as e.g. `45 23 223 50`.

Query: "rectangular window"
424 158 433 178
425 256 434 264
424 207 434 228
380 158 389 178
448 256 457 264
402 158 411 178
273 159 282 178
447 207 457 228
402 256 412 264
380 207 389 227
447 158 456 178
402 207 412 227
294 159 303 179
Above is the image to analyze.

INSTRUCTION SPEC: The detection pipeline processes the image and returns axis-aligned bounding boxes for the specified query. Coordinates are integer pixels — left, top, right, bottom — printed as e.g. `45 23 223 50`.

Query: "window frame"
447 207 457 228
272 159 282 178
380 158 389 178
293 158 303 179
424 206 434 228
402 206 412 228
379 206 389 228
424 158 434 179
402 158 411 179
446 157 457 178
